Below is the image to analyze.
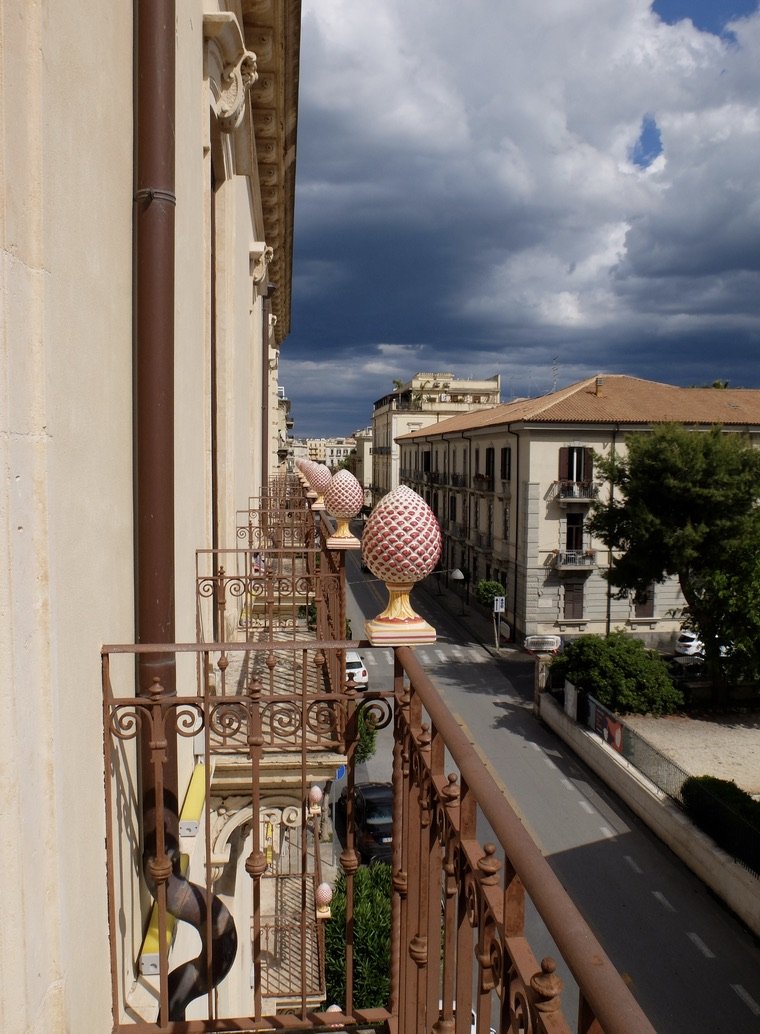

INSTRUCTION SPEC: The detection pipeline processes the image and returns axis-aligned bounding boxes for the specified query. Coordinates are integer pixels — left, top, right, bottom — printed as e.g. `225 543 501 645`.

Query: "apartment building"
371 371 501 505
398 375 760 646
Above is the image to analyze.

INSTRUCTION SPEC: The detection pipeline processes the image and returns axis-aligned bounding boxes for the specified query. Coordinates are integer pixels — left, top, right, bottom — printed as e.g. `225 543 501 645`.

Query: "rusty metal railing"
102 639 655 1033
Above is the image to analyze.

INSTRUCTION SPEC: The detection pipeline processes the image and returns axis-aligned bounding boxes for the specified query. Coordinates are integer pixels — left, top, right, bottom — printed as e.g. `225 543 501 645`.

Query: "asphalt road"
344 550 760 1034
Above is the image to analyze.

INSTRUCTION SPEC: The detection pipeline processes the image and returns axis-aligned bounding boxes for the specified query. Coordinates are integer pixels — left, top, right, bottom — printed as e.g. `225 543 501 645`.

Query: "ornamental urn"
324 469 364 549
361 485 441 645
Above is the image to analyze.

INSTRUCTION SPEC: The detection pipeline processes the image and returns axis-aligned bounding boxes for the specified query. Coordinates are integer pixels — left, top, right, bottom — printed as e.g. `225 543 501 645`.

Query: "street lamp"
450 568 465 614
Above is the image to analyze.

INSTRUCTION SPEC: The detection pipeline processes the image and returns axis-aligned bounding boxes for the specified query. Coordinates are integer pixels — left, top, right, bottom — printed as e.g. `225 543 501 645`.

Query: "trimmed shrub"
681 775 760 874
354 706 377 764
549 631 683 715
324 862 392 1009
475 580 506 608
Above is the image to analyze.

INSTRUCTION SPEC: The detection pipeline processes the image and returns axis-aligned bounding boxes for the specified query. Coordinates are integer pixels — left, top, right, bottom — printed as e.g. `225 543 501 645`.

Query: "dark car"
335 782 393 864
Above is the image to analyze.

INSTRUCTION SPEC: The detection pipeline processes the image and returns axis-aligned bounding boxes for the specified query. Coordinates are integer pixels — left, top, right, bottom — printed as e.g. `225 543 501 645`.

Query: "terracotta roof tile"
396 375 760 440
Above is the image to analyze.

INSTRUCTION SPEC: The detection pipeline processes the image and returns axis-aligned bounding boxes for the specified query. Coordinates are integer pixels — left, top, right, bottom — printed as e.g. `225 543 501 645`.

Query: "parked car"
674 629 704 656
336 782 393 864
345 649 369 689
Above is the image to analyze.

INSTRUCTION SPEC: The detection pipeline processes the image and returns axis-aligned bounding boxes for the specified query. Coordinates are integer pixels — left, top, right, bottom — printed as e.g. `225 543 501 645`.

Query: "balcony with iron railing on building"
554 548 597 570
472 473 494 492
549 480 599 504
102 477 653 1034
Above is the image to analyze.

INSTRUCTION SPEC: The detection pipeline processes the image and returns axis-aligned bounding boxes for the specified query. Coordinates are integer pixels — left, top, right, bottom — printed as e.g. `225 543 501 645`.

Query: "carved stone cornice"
242 0 301 343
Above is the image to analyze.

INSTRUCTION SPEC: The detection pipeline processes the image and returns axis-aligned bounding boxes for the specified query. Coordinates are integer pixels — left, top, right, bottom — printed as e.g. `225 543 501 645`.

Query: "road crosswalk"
360 643 486 668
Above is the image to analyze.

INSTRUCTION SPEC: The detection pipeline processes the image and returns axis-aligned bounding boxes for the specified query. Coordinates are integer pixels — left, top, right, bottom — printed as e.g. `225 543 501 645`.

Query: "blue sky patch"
652 0 759 36
632 116 663 168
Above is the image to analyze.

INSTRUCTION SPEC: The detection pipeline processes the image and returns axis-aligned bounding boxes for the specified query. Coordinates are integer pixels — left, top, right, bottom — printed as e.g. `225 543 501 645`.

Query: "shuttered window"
564 580 584 619
558 446 593 481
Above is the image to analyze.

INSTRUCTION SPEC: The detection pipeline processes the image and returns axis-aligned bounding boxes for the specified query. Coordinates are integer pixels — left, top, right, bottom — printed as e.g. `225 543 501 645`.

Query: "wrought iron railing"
554 550 596 568
550 481 599 503
102 640 655 1033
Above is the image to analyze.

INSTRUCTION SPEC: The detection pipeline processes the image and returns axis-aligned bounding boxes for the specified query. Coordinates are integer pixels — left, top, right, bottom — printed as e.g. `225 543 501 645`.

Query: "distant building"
301 436 356 469
351 427 374 511
371 372 501 504
397 374 760 646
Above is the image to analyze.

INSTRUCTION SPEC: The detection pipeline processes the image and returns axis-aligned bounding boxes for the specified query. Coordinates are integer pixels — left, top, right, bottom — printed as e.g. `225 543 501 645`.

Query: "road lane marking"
436 649 448 662
687 932 715 958
624 855 643 874
544 757 558 769
652 891 676 912
579 800 595 815
599 826 614 839
561 778 574 790
732 985 760 1016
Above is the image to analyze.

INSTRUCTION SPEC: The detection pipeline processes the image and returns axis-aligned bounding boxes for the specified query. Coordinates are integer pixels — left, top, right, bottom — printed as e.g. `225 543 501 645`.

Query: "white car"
345 650 368 689
674 629 704 656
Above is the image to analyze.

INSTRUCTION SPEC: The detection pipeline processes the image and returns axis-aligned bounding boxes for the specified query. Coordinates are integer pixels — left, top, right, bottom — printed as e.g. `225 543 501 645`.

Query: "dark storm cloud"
282 1 760 436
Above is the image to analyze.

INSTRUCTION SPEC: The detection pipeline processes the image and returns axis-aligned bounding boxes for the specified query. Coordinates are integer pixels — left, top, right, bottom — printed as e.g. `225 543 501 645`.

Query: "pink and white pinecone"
362 485 441 582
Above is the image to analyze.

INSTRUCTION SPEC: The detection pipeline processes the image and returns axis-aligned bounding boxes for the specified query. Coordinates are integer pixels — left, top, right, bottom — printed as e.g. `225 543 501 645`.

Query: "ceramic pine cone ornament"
324 469 364 549
362 485 441 644
308 463 332 510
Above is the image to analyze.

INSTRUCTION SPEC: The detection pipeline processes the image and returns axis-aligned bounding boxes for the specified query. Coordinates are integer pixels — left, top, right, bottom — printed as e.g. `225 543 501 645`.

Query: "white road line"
436 649 448 662
561 777 574 791
599 826 615 839
624 855 643 874
579 800 595 815
529 741 542 751
652 891 676 913
687 932 715 958
732 985 760 1016
544 757 558 770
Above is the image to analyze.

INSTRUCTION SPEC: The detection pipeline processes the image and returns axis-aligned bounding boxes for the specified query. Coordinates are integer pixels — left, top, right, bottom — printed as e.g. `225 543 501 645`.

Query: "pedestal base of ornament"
365 615 437 646
327 534 361 550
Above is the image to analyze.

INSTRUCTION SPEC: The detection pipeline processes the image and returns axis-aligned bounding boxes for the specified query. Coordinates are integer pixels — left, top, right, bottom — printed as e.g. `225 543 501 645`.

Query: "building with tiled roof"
397 375 760 645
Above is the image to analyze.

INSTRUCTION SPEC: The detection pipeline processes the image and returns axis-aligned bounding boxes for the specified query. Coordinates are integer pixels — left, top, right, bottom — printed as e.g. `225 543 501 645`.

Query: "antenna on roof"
551 356 559 391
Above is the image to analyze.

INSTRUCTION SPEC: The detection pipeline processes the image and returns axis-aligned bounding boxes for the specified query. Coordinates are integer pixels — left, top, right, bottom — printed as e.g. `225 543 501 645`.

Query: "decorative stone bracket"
204 12 258 132
250 241 274 285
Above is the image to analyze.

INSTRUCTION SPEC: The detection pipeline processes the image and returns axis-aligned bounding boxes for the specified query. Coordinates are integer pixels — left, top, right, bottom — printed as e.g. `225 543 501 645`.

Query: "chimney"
595 376 605 396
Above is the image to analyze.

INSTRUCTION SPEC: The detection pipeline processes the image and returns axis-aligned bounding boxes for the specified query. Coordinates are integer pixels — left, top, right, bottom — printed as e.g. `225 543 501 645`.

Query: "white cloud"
289 0 760 434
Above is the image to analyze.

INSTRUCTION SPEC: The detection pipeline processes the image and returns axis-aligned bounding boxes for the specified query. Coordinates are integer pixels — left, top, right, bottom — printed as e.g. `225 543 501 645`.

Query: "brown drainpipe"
134 0 236 1020
135 0 178 846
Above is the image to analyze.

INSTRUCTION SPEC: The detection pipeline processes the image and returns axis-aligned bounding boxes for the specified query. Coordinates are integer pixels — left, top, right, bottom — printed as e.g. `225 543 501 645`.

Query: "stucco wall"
1 2 134 1030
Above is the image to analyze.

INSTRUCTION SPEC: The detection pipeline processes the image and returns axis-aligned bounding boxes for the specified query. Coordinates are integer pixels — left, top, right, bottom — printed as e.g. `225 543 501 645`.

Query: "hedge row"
681 775 760 875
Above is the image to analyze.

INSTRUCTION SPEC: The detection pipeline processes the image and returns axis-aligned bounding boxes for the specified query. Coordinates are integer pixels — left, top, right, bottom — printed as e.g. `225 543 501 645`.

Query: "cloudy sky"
281 0 760 437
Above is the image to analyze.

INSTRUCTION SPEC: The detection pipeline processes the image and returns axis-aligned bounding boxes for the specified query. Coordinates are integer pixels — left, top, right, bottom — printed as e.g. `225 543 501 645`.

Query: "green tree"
475 579 506 608
587 425 760 698
324 863 392 1009
549 632 682 715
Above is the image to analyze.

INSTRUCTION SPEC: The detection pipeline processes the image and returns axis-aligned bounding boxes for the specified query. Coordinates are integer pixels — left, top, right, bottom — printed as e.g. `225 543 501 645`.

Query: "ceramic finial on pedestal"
308 463 332 511
324 469 363 549
361 485 441 645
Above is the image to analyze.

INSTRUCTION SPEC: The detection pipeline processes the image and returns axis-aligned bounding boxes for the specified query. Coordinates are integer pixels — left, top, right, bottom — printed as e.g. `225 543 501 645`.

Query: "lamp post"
450 568 465 614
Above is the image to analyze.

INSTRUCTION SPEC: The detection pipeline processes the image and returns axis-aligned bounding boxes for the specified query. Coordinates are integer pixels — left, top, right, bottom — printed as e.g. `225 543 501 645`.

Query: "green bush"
475 580 506 608
324 862 392 1009
549 632 683 715
681 775 760 873
354 706 377 764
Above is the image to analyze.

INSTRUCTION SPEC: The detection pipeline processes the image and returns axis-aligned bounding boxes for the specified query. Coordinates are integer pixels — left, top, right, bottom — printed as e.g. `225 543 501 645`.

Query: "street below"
342 548 760 1034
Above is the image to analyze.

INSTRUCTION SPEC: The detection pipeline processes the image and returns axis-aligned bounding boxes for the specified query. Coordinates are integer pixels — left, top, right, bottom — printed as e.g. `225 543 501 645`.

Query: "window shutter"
583 448 593 479
558 447 569 480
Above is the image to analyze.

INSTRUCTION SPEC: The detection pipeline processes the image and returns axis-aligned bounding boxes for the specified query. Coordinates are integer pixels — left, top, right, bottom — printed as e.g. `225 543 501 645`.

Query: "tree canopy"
587 424 760 695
